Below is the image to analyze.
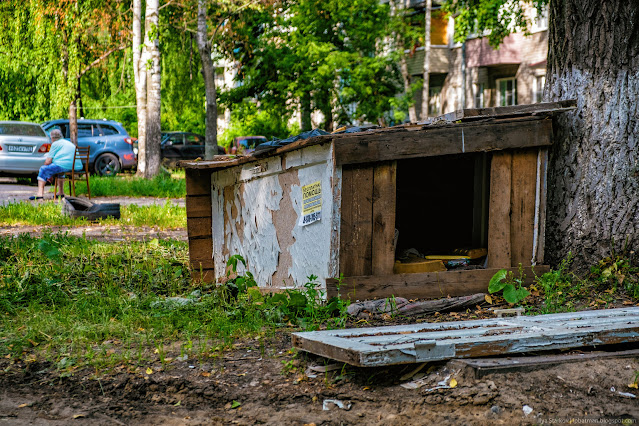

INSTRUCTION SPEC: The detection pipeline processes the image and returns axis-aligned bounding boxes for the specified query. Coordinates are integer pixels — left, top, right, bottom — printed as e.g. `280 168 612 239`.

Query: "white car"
0 121 51 180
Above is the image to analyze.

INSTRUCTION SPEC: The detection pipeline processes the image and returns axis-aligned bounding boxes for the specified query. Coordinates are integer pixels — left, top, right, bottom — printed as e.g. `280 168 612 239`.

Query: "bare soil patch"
0 333 637 425
0 224 186 242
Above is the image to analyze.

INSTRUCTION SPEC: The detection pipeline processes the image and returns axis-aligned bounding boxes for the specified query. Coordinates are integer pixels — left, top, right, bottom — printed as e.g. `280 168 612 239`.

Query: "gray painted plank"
291 307 639 367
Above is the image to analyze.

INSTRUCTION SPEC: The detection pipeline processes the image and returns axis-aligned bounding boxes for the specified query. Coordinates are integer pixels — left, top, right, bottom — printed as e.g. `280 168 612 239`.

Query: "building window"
428 86 442 116
496 78 517 106
473 83 485 108
533 75 545 103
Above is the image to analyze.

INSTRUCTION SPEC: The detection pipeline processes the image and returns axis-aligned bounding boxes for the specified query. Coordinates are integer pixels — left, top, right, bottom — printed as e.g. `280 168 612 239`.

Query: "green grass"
68 172 186 198
0 235 346 371
0 201 186 228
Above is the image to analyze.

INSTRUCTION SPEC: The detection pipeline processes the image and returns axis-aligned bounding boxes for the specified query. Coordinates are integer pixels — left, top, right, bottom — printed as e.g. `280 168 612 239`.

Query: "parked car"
41 119 137 176
230 136 268 154
161 132 225 165
0 121 51 180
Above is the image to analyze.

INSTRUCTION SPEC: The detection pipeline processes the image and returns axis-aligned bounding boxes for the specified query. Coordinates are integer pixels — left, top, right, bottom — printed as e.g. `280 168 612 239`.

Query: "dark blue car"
42 119 137 176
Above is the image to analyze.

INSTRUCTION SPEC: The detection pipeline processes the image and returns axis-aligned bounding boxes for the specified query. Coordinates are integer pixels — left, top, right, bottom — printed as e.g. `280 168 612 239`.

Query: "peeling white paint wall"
211 143 340 291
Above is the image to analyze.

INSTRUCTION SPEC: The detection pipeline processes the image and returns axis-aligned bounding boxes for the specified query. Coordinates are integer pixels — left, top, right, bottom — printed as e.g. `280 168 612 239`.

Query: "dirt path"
0 224 187 241
0 334 637 425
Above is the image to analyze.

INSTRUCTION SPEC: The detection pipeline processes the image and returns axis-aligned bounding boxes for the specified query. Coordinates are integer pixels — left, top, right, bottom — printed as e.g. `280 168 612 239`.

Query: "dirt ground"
0 224 187 242
0 333 638 425
1 183 637 425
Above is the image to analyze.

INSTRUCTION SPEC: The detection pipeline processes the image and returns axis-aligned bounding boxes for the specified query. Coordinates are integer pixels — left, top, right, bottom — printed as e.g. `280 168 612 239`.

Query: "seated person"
29 129 82 200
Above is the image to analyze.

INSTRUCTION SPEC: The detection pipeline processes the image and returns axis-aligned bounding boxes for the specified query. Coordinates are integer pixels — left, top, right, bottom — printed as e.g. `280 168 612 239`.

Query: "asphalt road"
0 178 185 207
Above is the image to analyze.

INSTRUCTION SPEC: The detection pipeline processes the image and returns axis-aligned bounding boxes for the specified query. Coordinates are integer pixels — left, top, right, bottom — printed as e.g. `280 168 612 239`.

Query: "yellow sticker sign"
301 181 322 226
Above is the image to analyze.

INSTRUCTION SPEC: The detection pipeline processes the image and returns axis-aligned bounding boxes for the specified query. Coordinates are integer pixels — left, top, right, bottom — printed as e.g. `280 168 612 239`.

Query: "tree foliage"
0 1 131 126
443 0 549 48
221 0 401 129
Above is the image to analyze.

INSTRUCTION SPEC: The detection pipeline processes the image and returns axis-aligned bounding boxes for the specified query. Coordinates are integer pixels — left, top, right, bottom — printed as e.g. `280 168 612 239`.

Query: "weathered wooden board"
422 100 576 124
187 217 213 239
486 152 512 268
292 307 639 367
453 348 639 378
326 266 548 300
188 237 214 270
535 148 549 264
186 195 213 218
185 169 214 282
371 162 397 276
339 165 374 277
185 169 213 196
510 149 538 267
334 117 552 166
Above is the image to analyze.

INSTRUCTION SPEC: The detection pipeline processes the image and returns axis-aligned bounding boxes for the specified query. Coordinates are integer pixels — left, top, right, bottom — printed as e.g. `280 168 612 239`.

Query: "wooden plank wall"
334 118 552 166
326 266 548 300
340 162 396 277
487 148 543 268
185 169 215 282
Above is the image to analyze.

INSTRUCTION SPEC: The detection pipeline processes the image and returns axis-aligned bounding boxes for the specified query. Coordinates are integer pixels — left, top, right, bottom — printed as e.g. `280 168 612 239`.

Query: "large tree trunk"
133 0 147 177
144 0 161 178
196 0 218 160
545 0 639 271
420 0 431 121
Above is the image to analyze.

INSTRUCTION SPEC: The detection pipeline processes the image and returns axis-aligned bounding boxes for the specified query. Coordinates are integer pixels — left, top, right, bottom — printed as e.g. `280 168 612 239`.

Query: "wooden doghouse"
182 101 575 300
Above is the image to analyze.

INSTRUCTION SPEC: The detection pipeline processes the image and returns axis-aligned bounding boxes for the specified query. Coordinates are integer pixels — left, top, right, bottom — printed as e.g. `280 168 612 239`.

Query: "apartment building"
405 2 548 118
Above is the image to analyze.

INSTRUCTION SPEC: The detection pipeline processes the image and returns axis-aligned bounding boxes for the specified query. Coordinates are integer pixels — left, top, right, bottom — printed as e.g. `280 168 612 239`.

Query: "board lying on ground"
291 307 639 367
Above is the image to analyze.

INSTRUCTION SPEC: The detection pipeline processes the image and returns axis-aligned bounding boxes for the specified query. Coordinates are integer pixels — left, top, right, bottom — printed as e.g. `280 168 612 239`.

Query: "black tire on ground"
62 197 121 220
94 153 121 176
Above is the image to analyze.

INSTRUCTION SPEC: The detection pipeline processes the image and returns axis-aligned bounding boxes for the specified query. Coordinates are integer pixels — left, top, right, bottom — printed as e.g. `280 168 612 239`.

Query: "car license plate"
7 145 34 153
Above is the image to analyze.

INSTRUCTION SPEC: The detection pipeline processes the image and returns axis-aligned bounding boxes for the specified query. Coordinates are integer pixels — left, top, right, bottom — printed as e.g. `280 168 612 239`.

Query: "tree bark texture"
420 0 431 121
545 0 639 271
133 0 147 177
144 0 161 178
197 0 218 160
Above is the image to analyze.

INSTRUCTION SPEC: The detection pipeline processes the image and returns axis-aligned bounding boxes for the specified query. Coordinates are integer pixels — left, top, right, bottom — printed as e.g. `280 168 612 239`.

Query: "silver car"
0 121 51 179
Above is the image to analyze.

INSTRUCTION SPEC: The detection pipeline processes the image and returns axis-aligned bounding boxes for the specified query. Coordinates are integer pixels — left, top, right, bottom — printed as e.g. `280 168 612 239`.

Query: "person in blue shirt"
29 129 82 200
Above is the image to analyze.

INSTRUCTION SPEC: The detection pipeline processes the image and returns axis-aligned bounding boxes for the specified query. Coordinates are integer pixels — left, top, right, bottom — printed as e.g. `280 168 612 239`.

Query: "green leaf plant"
488 268 530 304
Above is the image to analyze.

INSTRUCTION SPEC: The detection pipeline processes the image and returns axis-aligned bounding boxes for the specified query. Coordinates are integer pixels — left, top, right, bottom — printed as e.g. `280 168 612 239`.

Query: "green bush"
218 102 298 149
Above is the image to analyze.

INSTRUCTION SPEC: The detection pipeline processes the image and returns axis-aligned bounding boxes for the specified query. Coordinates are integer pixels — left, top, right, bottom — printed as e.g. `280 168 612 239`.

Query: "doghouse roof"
179 100 576 172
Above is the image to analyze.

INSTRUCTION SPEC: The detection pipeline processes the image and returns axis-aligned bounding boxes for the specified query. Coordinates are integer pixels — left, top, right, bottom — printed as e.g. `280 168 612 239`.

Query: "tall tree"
144 0 162 177
196 0 218 160
133 0 148 176
445 0 639 271
544 1 639 270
